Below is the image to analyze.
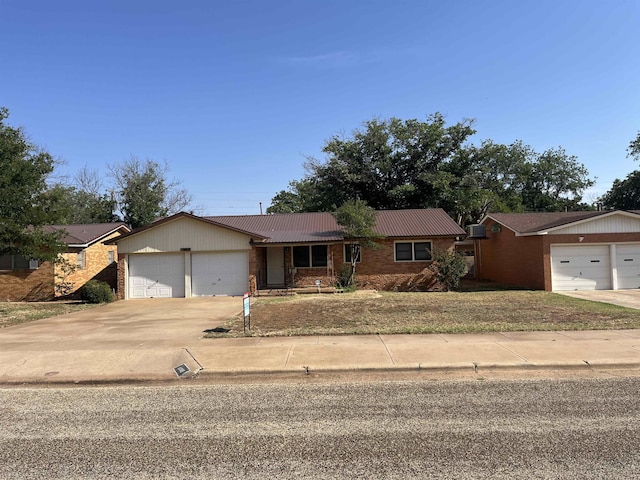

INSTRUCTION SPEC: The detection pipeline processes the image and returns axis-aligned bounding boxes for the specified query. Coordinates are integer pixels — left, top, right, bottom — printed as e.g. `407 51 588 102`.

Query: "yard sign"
243 292 251 332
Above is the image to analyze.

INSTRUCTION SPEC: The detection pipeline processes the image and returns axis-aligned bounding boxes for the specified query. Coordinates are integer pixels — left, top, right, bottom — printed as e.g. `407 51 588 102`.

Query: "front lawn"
208 290 640 337
0 302 98 328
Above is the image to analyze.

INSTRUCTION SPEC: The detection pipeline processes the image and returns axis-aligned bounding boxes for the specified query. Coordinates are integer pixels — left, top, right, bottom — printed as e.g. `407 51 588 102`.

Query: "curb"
2 362 639 387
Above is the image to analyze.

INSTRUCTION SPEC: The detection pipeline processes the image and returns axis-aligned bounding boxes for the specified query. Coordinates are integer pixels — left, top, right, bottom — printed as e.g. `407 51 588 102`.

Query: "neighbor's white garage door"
128 254 185 299
616 244 640 289
551 245 611 291
191 252 248 296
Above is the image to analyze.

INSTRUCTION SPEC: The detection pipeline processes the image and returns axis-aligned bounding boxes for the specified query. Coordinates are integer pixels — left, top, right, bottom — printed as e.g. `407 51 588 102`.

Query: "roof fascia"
108 212 268 244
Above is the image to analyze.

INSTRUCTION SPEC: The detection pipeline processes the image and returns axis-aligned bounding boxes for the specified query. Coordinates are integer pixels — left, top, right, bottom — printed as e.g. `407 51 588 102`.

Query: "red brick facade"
252 237 456 291
477 223 640 291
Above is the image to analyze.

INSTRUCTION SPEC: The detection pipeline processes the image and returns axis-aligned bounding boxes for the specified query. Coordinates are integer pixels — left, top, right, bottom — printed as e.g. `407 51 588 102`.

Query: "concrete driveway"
0 297 243 382
0 297 242 346
557 289 640 310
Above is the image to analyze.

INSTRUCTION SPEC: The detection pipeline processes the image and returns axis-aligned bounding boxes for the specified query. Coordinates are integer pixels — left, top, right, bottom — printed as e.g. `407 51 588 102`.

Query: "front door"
266 247 285 285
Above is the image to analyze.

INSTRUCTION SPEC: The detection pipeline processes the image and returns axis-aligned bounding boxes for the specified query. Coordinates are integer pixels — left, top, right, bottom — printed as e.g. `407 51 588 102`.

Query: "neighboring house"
110 209 466 299
472 210 640 291
0 223 130 301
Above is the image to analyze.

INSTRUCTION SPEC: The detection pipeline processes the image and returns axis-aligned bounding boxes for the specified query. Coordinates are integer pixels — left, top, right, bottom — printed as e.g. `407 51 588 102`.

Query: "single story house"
472 210 640 291
110 209 466 299
0 222 130 301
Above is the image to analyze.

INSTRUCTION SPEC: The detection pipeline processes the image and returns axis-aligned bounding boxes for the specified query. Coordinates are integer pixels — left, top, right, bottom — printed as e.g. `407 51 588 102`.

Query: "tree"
269 114 594 225
110 157 192 229
597 132 640 210
628 131 640 161
45 184 118 224
0 107 65 260
333 199 382 287
599 170 640 210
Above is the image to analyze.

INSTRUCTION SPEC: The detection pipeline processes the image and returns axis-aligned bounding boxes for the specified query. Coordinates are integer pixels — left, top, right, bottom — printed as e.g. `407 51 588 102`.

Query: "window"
0 254 36 270
77 250 86 269
395 241 433 262
344 244 361 263
108 250 115 264
293 245 328 268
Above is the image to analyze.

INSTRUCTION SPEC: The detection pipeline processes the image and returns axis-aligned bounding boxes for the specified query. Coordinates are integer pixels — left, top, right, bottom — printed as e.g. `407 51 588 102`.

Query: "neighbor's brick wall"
476 226 545 290
0 261 55 301
54 231 121 297
476 227 640 291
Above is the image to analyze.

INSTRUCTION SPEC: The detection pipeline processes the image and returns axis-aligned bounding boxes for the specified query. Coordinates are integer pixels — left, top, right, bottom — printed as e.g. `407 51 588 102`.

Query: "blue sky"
2 0 639 215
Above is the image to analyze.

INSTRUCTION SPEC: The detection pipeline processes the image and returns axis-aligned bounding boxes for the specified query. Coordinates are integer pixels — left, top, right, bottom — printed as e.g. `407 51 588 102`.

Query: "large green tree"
45 184 118 224
0 107 65 260
269 114 594 224
598 131 640 210
110 157 192 229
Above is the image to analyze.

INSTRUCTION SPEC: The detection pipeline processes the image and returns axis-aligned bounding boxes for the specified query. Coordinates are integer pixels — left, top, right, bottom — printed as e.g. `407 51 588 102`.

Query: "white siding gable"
117 217 253 254
551 214 640 235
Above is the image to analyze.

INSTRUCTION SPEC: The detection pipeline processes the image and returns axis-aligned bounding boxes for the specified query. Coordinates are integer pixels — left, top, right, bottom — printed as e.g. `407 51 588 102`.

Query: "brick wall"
292 237 455 291
476 226 545 289
477 228 640 291
0 261 55 301
116 253 126 300
54 231 121 298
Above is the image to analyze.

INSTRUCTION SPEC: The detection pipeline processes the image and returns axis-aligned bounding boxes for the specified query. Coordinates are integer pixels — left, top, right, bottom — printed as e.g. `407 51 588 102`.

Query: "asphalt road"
1 377 639 479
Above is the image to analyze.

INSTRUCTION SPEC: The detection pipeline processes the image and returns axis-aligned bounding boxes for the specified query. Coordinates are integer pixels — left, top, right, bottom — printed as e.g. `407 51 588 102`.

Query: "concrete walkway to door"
557 290 640 310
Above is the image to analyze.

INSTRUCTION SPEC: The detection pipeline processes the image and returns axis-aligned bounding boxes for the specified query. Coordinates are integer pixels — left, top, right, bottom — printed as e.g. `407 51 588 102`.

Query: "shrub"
81 280 115 303
430 249 468 291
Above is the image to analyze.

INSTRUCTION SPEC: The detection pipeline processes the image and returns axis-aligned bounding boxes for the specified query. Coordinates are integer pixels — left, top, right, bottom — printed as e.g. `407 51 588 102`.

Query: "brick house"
111 209 466 299
0 223 130 301
473 210 640 291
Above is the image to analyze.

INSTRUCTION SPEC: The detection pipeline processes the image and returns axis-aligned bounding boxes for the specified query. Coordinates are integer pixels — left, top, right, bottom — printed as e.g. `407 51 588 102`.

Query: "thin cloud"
278 51 358 67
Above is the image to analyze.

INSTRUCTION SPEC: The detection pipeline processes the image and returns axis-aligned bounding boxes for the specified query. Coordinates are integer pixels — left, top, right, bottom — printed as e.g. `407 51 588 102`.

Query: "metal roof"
43 223 130 246
483 211 613 234
207 208 465 243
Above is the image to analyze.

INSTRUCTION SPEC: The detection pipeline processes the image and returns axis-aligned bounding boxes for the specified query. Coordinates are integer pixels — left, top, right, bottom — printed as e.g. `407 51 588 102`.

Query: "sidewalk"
1 329 640 384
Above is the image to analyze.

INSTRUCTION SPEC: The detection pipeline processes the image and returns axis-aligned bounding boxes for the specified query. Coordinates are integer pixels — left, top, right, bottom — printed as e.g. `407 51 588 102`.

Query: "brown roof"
208 208 465 244
483 211 611 234
44 223 129 246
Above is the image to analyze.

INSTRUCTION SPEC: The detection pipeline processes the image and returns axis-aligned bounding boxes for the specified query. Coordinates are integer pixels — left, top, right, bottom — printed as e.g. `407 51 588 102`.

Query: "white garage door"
616 245 640 289
551 245 611 291
191 252 248 296
128 254 185 299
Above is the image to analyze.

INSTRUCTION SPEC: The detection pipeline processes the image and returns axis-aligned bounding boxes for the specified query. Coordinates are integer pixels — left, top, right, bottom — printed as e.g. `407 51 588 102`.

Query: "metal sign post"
243 292 251 333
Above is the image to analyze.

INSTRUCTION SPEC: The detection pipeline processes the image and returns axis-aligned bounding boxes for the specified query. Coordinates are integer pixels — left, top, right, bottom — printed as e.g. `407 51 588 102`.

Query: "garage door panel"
616 245 640 289
128 254 185 299
551 245 611 291
191 252 248 296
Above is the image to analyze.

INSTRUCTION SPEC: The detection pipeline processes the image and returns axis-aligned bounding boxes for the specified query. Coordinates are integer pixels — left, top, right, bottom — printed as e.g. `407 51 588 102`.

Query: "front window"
344 243 361 263
0 254 36 270
395 241 433 262
293 245 328 268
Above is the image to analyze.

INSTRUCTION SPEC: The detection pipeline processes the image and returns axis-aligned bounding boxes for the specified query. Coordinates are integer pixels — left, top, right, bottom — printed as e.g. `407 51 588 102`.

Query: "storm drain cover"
174 364 190 377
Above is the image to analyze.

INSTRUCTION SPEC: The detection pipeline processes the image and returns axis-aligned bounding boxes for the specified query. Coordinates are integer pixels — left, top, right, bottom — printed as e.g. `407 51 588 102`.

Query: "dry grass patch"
208 290 640 337
0 302 98 328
